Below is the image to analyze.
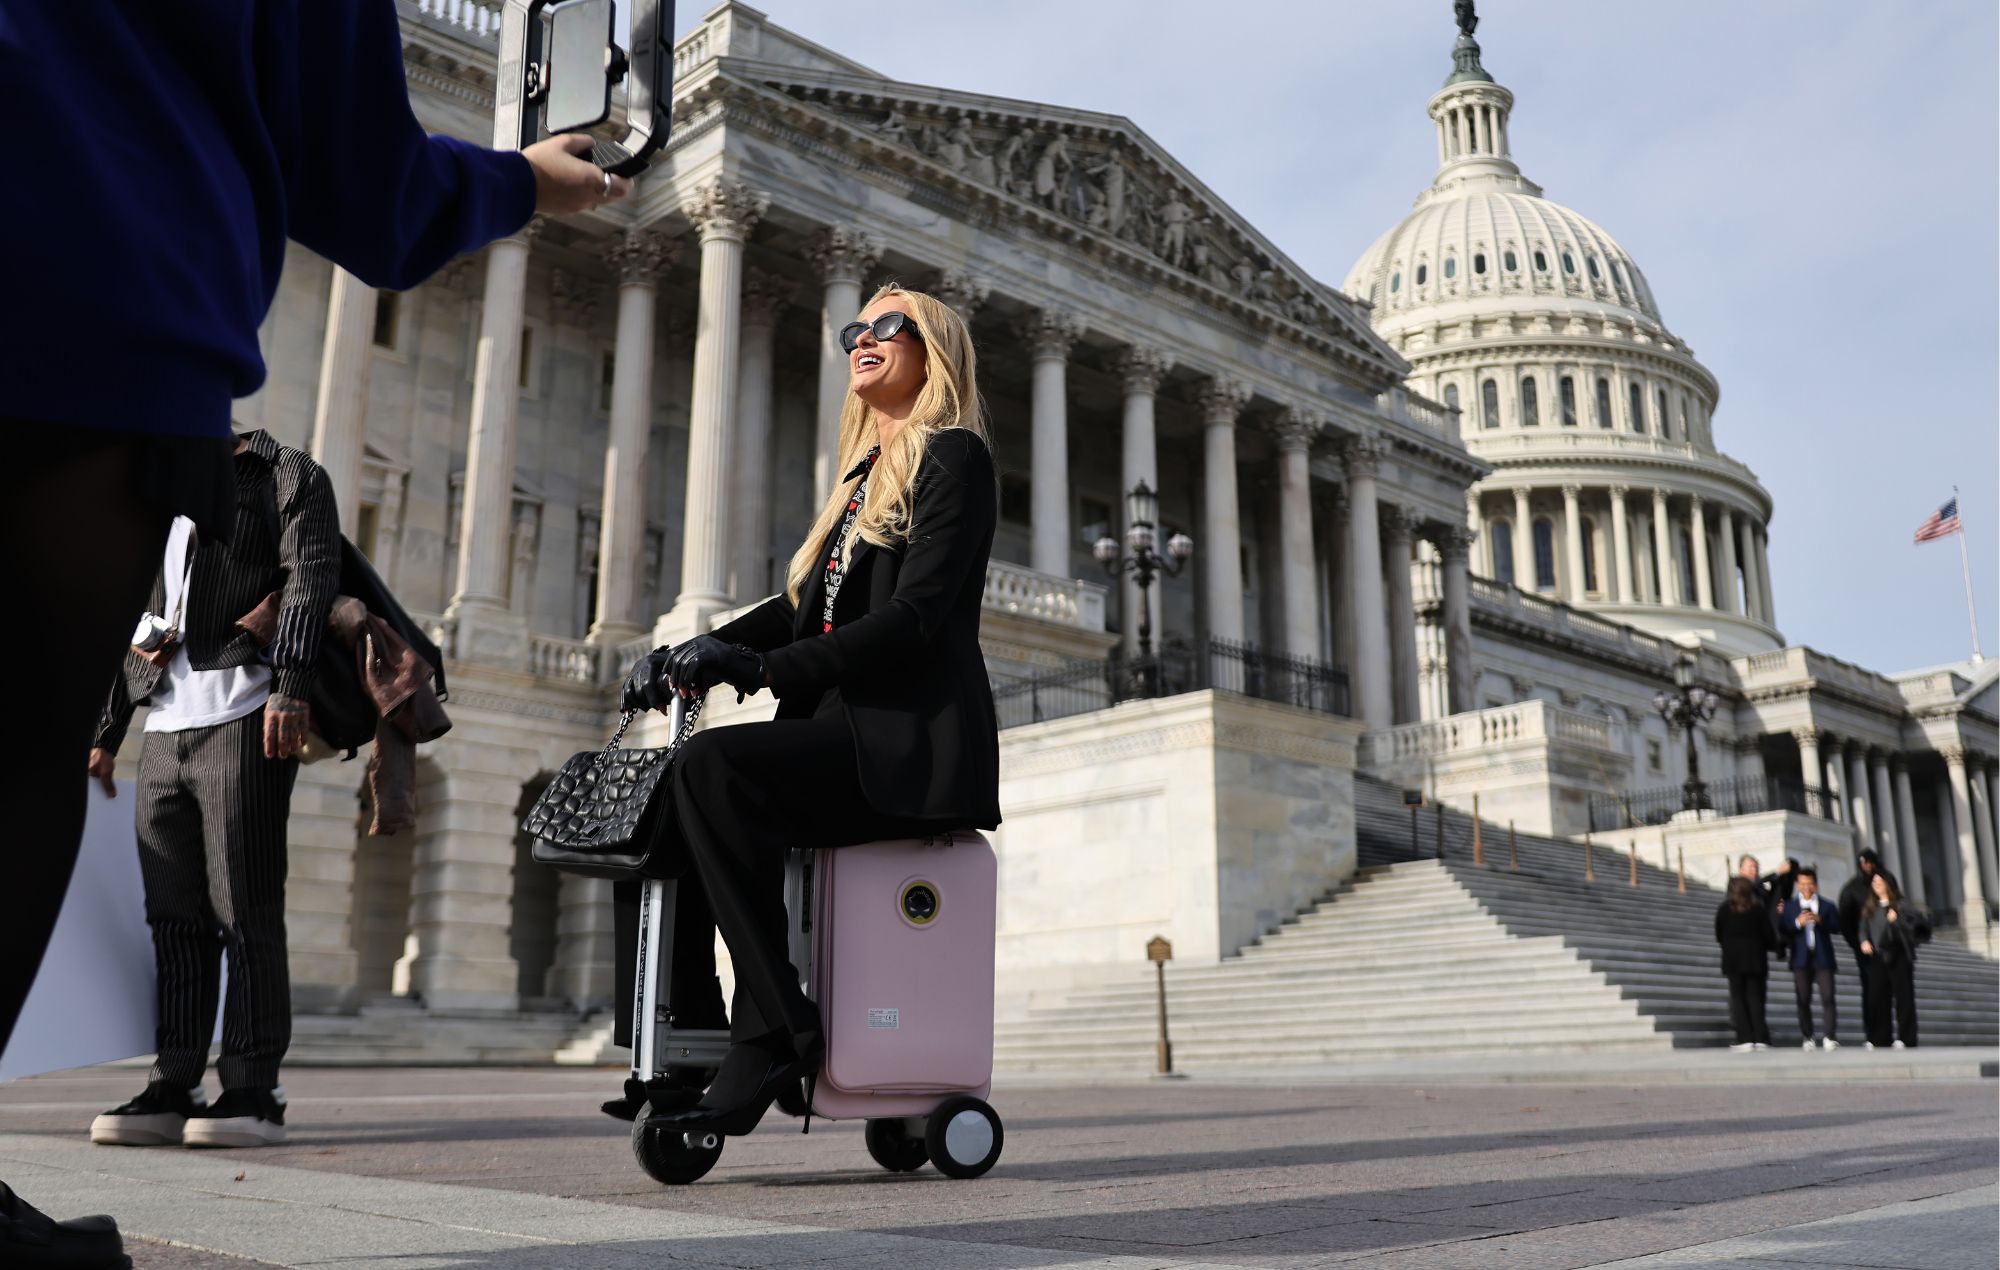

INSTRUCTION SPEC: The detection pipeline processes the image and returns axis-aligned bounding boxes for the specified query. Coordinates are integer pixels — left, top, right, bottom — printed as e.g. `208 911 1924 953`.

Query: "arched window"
1443 256 1457 279
1611 261 1626 288
1520 376 1540 426
1443 382 1460 413
1532 518 1557 590
1504 249 1519 272
1481 377 1501 429
1561 251 1577 275
1532 249 1549 272
1581 518 1600 594
1390 271 1401 293
1473 252 1487 274
1657 388 1671 438
1416 263 1428 285
1586 256 1601 280
1493 518 1516 584
1593 377 1612 428
1559 375 1578 426
1629 382 1646 433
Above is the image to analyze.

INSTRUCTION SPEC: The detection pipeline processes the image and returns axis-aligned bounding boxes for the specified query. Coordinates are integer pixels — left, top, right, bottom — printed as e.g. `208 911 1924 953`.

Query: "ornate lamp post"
1653 655 1721 813
1093 480 1193 697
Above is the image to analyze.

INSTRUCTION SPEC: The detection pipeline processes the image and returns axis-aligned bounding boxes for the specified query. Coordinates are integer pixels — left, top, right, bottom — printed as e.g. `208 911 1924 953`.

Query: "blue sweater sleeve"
281 2 537 290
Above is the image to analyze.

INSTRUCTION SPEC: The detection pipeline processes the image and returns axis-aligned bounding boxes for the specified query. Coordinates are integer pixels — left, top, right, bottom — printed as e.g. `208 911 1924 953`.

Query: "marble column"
1384 509 1420 723
1345 434 1393 727
1511 487 1532 587
1847 741 1875 855
1739 516 1764 623
1969 757 1998 912
1824 738 1851 825
1439 526 1476 714
589 229 672 643
1270 410 1322 662
1608 485 1633 604
548 873 616 1010
1933 774 1965 914
667 180 768 635
1716 505 1740 616
1890 758 1925 902
732 270 788 603
1795 727 1827 818
1646 489 1678 606
1945 747 1990 920
309 266 377 538
1755 527 1777 624
1115 347 1171 656
1560 484 1586 602
1021 308 1082 579
808 226 879 500
1198 379 1251 644
448 220 540 660
1689 495 1715 610
1869 751 1904 881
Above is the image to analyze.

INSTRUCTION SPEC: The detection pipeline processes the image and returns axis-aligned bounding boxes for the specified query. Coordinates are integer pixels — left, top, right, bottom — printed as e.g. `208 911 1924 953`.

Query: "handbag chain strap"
602 691 705 758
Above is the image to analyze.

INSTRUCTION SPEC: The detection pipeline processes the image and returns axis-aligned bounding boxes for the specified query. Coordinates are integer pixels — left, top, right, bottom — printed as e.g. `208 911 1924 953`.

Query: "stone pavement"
0 1061 1992 1268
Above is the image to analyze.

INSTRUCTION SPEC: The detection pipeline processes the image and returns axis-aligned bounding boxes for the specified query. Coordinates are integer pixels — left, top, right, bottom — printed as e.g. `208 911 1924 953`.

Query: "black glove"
621 644 678 713
665 635 767 701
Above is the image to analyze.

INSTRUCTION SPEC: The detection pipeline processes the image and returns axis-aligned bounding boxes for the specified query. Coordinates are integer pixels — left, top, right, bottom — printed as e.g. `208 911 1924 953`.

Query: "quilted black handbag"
524 696 704 881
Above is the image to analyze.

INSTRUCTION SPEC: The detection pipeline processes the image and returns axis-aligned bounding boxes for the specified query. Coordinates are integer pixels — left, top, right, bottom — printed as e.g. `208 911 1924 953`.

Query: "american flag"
1914 497 1962 544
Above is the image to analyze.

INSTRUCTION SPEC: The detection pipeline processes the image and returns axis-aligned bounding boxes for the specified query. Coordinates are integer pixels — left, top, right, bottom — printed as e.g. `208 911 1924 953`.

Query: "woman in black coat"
1859 870 1925 1048
619 286 1000 1136
1716 876 1780 1050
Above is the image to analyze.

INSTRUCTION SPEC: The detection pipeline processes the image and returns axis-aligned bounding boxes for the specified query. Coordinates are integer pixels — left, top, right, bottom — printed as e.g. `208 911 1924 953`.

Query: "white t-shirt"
143 517 273 734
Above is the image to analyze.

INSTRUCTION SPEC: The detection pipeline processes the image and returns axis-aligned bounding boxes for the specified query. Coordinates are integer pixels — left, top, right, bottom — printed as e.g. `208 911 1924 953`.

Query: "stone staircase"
286 999 588 1066
991 775 1999 1074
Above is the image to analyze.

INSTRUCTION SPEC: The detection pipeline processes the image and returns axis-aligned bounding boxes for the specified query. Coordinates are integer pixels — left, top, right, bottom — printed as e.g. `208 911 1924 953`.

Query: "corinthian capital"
1014 307 1082 361
1114 345 1173 395
549 268 599 327
682 179 769 243
808 224 881 288
1343 430 1387 477
604 228 677 288
1196 376 1252 425
1267 408 1323 453
1436 525 1477 561
741 268 794 328
933 269 993 323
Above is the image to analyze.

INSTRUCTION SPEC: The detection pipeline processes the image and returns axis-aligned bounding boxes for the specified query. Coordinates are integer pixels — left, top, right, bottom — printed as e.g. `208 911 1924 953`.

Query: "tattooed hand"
264 693 311 760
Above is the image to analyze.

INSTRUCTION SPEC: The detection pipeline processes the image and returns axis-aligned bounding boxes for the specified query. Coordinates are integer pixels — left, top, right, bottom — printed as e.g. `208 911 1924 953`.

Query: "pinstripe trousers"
136 707 299 1090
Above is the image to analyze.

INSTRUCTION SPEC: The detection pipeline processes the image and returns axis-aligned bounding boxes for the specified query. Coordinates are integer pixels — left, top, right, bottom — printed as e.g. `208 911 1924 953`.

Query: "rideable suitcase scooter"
625 698 1005 1185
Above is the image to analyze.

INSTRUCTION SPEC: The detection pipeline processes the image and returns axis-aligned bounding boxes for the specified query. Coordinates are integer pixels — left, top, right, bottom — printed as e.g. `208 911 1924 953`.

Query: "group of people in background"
1715 851 1929 1053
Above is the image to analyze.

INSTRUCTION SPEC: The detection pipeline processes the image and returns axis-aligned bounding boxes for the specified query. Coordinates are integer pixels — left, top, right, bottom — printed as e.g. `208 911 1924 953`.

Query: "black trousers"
1793 965 1838 1041
1854 948 1876 1040
616 707 935 1055
1724 971 1769 1045
0 431 190 1062
137 708 299 1089
1864 957 1918 1048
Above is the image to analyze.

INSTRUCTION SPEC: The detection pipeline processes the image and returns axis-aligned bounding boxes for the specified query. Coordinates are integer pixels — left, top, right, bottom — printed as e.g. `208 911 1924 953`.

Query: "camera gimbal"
495 0 675 176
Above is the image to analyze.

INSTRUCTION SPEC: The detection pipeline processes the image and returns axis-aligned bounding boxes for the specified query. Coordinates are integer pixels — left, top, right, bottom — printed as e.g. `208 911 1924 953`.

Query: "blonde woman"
619 287 1000 1136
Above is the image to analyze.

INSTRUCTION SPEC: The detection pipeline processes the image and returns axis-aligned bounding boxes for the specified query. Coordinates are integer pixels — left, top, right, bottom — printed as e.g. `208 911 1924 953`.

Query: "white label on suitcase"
867 1008 900 1030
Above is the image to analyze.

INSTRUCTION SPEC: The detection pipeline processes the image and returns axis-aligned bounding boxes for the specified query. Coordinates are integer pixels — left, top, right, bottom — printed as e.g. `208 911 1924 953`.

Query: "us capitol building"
113 1 1995 1045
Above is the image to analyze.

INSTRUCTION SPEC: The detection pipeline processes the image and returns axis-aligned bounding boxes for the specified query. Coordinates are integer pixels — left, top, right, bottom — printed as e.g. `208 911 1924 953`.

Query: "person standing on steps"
1780 867 1843 1049
1837 850 1881 1043
1859 870 1926 1049
1715 876 1779 1050
2 2 625 1262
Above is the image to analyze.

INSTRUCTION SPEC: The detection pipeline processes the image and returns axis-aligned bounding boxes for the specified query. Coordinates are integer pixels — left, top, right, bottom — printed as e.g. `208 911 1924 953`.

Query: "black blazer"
1715 902 1780 976
713 427 1000 830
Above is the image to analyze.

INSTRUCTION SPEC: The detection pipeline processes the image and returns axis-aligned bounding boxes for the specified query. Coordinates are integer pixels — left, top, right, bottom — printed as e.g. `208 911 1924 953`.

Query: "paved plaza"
1 1060 1994 1268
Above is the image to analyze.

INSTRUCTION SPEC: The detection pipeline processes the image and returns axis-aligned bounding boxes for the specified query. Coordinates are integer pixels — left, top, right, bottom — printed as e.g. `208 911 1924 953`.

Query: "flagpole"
1953 485 1983 663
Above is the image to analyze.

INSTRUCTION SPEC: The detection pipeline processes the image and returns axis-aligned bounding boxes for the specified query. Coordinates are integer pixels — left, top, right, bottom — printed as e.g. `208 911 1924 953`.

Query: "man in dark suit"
1781 866 1843 1049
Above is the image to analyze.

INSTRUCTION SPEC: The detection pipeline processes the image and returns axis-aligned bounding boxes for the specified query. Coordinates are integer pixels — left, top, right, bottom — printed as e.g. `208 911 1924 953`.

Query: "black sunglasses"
839 311 924 354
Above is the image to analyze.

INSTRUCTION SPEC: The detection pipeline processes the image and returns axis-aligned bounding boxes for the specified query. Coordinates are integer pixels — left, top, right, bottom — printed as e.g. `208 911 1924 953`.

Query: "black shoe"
0 1182 130 1269
649 1035 824 1139
182 1087 287 1148
599 1074 710 1122
89 1083 206 1147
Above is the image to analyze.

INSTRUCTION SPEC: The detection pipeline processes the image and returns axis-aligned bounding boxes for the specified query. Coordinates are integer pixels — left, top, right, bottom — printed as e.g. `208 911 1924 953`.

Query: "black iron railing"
991 637 1351 730
1589 775 1831 832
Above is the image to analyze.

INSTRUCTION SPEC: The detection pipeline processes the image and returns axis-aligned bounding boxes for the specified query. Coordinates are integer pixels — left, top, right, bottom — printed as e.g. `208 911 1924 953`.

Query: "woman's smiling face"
849 295 928 411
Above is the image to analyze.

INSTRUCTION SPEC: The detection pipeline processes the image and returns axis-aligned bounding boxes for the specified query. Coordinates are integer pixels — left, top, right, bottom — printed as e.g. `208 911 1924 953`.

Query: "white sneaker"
1729 1042 1756 1052
1803 1039 1816 1050
182 1086 287 1148
90 1083 207 1146
1821 1037 1841 1051
1892 1040 1907 1050
1862 1041 1875 1051
1752 1043 1768 1051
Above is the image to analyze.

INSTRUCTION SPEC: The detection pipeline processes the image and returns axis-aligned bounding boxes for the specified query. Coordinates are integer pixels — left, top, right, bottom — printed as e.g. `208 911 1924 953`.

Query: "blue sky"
642 0 1997 676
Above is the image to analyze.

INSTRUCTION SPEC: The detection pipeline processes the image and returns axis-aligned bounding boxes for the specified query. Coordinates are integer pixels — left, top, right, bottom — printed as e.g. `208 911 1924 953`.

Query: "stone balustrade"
1466 575 1675 661
1473 430 1761 487
1738 645 1904 709
528 633 599 685
1359 697 1622 769
407 0 500 40
982 559 1109 631
1374 387 1460 441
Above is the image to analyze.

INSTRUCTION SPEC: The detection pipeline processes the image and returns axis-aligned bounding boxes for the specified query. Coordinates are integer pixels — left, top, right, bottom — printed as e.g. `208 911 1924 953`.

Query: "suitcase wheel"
923 1097 1003 1180
864 1117 930 1173
631 1103 725 1185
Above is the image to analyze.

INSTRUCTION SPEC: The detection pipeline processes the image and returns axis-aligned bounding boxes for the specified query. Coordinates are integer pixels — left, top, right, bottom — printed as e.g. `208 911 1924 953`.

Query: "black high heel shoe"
648 1036 824 1139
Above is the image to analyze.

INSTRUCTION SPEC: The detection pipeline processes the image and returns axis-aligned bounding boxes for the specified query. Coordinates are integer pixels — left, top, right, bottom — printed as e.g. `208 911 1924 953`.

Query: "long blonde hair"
783 285 990 603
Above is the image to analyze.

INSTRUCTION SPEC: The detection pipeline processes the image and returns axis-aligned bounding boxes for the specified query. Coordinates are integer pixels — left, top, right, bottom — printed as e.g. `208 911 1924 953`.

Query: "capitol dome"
1348 10 1782 656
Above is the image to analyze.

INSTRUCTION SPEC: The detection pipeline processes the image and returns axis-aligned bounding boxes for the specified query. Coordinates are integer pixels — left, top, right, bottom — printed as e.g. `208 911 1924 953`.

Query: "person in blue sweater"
0 5 624 1265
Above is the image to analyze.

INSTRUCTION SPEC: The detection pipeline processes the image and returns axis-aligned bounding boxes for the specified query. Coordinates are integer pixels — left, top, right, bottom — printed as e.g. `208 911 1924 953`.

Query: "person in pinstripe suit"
86 431 339 1150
